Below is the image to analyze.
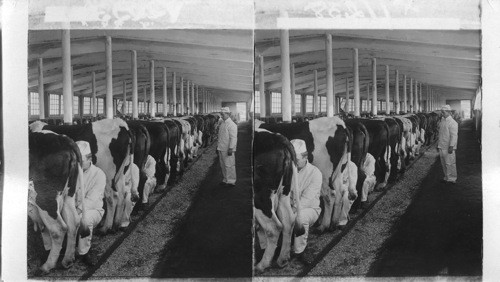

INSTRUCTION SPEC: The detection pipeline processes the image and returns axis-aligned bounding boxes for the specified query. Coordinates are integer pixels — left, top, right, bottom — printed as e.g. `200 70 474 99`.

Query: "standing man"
217 107 238 187
438 105 458 184
76 141 106 266
290 139 322 262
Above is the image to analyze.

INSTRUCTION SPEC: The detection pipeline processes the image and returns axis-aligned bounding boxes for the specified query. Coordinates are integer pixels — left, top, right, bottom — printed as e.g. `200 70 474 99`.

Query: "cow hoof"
95 228 108 236
276 258 290 268
34 267 50 276
254 263 267 274
314 226 326 234
61 258 74 269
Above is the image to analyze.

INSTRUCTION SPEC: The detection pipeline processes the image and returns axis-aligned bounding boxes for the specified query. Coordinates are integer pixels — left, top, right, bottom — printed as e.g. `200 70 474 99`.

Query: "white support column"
313 70 318 116
38 58 46 119
385 65 390 115
180 77 184 115
122 80 126 114
403 75 408 113
92 71 97 117
371 58 377 115
172 72 177 116
163 67 168 116
131 50 138 119
105 36 113 119
409 78 414 113
345 76 350 112
280 16 292 122
71 66 75 118
326 34 334 117
333 73 337 114
143 85 147 114
418 82 424 113
187 80 191 115
196 85 199 114
291 63 296 116
353 48 360 117
62 29 73 124
414 80 418 113
191 82 195 115
395 70 400 114
149 60 155 117
259 55 266 118
367 82 370 112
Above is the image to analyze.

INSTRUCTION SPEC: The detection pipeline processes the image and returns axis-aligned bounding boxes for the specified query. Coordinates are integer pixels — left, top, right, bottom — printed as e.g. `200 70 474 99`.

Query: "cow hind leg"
113 191 126 232
38 210 67 274
317 188 334 233
276 196 295 268
254 209 281 274
60 196 79 269
98 190 118 234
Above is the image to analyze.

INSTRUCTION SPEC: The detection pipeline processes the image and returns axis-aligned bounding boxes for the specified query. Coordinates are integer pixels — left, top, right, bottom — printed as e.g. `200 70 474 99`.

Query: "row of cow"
253 111 441 272
27 113 221 274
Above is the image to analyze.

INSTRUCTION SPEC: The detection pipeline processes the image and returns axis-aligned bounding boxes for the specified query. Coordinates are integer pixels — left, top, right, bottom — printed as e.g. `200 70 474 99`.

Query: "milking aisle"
304 119 481 277
368 119 482 276
153 121 253 278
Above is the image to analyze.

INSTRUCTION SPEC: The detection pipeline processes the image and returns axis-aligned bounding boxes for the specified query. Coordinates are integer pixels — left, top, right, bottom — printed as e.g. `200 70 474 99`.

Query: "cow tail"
78 164 91 238
385 123 391 163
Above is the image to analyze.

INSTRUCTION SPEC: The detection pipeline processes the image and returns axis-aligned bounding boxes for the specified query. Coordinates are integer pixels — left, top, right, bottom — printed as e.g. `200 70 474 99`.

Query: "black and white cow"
355 119 391 190
162 119 183 183
137 121 171 193
28 131 89 274
253 129 303 273
30 119 133 234
258 117 353 232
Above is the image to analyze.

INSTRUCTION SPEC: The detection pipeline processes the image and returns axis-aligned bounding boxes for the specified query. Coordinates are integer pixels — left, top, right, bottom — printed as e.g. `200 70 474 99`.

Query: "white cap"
290 139 307 157
76 140 91 156
441 105 452 111
220 107 231 113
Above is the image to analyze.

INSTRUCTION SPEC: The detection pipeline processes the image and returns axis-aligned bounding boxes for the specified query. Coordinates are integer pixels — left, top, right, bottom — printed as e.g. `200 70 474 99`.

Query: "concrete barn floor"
27 122 253 279
153 121 253 278
259 119 481 279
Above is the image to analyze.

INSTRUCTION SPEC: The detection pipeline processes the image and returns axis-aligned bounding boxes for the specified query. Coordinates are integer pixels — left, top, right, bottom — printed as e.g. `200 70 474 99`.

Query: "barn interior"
253 29 480 120
27 29 254 123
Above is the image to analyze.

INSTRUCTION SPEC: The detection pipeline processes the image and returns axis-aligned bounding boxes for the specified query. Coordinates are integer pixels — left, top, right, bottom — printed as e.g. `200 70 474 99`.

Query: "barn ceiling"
254 29 481 101
28 29 254 103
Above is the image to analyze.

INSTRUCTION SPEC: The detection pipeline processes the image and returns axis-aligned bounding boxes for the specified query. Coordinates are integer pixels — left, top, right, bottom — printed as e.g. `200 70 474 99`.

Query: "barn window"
349 98 354 112
83 97 91 114
49 94 60 115
306 95 313 113
271 92 281 114
139 102 144 113
362 100 367 112
295 94 301 114
381 101 386 111
126 101 132 114
157 103 163 113
30 92 40 116
97 98 104 114
73 96 79 115
254 91 260 114
320 96 326 112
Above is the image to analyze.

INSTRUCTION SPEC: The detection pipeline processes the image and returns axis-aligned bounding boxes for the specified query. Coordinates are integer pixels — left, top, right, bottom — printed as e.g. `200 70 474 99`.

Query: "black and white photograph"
252 0 483 278
23 19 254 279
2 0 500 280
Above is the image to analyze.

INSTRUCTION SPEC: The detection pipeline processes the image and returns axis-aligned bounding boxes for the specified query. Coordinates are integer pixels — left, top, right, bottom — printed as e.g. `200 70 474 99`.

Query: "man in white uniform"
142 155 157 204
290 139 322 262
76 141 106 266
217 107 238 187
438 105 459 184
